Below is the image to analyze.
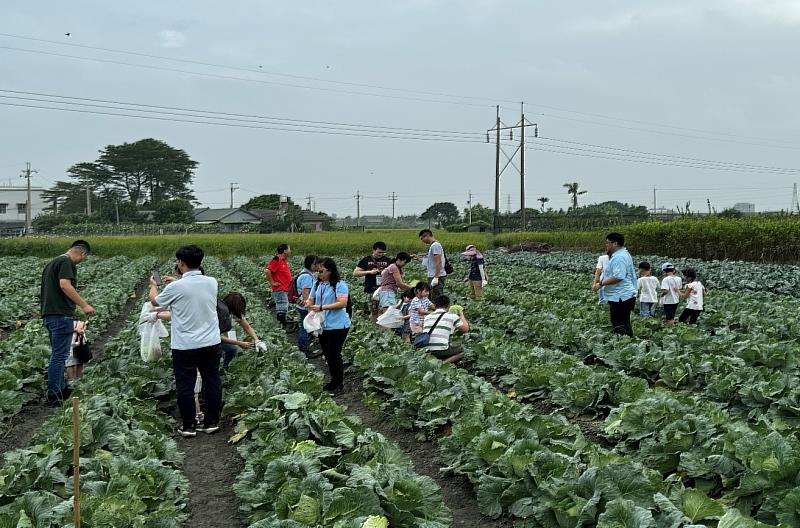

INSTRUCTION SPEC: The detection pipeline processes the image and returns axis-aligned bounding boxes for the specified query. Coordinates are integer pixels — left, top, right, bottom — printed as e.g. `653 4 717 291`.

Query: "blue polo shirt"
600 248 637 302
311 281 351 330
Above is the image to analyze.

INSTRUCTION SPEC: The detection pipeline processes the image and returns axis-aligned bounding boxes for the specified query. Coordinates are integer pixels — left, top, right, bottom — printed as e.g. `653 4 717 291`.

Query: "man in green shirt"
41 240 95 403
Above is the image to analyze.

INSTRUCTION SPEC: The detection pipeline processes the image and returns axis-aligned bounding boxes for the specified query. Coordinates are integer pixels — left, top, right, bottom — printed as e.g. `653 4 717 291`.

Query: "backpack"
443 253 454 275
288 271 312 305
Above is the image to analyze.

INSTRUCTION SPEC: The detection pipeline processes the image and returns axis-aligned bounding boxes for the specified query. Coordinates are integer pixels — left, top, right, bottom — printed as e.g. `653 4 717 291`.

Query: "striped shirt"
422 309 463 352
409 297 432 326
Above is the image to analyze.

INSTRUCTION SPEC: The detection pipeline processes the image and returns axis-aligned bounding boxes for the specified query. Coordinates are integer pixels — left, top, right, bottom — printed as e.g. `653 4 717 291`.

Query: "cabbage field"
0 249 798 527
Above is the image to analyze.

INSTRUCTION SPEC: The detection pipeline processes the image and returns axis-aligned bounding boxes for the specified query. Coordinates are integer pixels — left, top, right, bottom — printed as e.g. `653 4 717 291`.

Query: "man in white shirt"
150 244 222 437
422 295 469 363
418 229 448 300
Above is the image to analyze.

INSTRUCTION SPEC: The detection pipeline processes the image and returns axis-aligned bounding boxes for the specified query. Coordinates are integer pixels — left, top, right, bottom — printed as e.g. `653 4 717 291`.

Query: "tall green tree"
537 196 549 212
61 139 197 207
242 194 291 210
563 182 587 209
154 198 195 223
462 203 494 224
420 202 460 228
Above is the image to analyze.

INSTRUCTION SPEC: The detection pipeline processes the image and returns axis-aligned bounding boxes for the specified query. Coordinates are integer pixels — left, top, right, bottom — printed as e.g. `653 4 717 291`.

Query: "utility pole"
19 162 37 235
467 190 473 224
229 182 239 208
520 102 526 231
355 190 361 228
115 200 120 225
507 194 512 214
85 186 92 216
389 192 397 225
487 105 538 234
494 106 500 232
652 186 657 214
707 198 712 215
792 183 799 214
306 194 313 211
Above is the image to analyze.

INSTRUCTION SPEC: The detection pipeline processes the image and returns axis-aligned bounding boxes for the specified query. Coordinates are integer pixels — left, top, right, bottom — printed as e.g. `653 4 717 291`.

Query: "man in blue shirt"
592 232 637 336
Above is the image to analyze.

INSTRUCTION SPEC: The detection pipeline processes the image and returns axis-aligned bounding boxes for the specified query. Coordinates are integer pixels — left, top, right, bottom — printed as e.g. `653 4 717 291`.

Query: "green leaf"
776 488 800 527
271 392 310 410
290 494 319 525
360 516 389 528
680 489 724 522
596 498 656 528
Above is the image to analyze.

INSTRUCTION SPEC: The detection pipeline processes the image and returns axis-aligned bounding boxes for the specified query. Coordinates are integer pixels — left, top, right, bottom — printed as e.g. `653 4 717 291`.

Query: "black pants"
608 297 636 337
679 308 702 324
172 344 222 429
319 328 349 387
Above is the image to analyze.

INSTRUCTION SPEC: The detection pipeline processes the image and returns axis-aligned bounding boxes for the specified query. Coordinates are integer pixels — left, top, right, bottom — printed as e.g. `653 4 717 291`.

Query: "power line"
0 101 487 144
0 45 495 109
0 32 513 106
0 89 482 137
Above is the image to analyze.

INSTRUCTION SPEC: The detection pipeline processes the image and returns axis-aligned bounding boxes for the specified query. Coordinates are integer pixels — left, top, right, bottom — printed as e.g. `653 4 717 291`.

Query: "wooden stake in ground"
72 397 81 528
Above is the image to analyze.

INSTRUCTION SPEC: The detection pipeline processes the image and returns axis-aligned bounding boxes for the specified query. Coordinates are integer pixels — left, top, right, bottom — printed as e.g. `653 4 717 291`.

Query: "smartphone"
152 271 162 285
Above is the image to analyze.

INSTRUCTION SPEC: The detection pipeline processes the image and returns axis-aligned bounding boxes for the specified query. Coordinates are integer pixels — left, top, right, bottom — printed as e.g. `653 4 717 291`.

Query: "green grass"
0 230 492 258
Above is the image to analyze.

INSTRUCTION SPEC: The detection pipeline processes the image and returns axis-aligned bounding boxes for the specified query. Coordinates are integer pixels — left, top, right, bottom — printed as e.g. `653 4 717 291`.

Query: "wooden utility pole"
85 187 92 215
355 191 361 228
19 162 37 235
467 190 473 224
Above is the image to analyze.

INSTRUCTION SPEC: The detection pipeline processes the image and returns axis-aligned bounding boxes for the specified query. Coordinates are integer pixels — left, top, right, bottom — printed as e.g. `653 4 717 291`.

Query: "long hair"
318 257 340 288
391 252 411 265
222 292 247 318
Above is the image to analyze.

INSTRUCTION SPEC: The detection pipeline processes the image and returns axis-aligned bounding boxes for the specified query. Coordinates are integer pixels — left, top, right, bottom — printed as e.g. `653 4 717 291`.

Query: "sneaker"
178 426 197 438
199 424 220 434
304 350 323 359
327 385 344 396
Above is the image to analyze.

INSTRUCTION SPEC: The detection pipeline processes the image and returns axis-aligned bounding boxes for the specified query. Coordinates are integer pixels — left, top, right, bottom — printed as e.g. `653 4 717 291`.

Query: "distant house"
301 210 328 232
0 185 47 235
193 207 261 232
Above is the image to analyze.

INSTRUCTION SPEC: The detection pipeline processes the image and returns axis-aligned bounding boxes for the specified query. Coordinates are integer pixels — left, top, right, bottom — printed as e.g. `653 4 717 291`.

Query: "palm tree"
563 182 587 209
537 196 549 212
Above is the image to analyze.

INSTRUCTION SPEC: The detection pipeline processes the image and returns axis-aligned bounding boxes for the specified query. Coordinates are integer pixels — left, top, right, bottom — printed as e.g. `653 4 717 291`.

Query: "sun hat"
462 244 478 256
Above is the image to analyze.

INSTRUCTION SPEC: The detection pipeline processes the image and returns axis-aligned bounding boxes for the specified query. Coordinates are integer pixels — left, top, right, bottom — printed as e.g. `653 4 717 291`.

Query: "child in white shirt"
660 263 682 325
636 261 660 317
679 268 705 324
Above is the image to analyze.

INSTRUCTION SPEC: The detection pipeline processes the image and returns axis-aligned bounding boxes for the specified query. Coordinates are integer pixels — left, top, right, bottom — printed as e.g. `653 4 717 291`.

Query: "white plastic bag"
377 306 404 329
371 288 382 301
303 310 326 337
138 301 169 362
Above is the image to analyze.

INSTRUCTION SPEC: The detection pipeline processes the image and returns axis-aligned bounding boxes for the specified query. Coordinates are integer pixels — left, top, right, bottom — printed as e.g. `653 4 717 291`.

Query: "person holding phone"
40 240 95 404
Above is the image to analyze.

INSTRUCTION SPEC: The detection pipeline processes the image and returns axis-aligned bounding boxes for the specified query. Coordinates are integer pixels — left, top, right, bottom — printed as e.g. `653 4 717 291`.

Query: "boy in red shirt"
265 244 292 327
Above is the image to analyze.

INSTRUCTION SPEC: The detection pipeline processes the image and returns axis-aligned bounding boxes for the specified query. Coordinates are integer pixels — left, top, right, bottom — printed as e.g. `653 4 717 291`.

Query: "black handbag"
413 311 446 348
73 333 93 364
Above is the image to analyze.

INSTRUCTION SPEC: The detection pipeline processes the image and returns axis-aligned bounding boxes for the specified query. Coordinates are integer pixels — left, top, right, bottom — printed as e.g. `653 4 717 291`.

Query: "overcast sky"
2 0 800 217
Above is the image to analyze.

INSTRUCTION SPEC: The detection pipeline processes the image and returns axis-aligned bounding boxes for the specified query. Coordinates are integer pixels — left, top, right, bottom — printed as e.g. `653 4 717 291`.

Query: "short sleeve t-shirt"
40 255 77 316
424 241 446 278
596 254 609 271
266 255 292 292
217 300 233 334
637 276 660 303
380 263 400 291
356 255 391 293
685 281 705 310
296 270 315 305
422 310 462 351
660 275 683 305
311 281 351 330
409 297 432 326
468 257 485 281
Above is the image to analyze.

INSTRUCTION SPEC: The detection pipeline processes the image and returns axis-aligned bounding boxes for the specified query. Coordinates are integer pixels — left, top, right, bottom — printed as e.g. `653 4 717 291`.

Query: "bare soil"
172 414 246 528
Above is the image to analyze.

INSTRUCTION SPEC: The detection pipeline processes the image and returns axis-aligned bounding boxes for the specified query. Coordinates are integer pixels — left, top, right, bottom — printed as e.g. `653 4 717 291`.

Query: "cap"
462 244 478 256
661 262 675 271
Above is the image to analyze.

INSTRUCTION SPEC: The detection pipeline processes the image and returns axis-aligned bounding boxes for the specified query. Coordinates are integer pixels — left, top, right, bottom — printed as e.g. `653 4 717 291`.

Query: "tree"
537 196 549 212
59 139 197 207
154 198 195 223
420 202 460 228
563 182 587 209
242 194 287 210
462 203 494 225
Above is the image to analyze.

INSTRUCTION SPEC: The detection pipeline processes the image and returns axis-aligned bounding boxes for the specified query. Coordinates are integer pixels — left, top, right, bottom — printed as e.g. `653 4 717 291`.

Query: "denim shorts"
379 290 397 308
272 290 289 312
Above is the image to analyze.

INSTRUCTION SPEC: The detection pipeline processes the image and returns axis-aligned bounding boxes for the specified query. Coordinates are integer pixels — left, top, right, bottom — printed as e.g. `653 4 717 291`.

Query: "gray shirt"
424 241 447 278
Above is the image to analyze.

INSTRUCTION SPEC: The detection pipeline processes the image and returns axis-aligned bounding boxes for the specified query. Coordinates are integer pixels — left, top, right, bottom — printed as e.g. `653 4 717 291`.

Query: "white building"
0 184 48 229
733 202 756 214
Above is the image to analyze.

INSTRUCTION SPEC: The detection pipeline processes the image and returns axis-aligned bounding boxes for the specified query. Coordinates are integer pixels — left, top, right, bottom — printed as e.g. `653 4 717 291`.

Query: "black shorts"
663 304 677 320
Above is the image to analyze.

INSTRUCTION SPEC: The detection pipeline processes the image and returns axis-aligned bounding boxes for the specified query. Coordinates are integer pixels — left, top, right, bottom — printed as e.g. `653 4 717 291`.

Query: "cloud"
725 0 800 26
159 29 187 49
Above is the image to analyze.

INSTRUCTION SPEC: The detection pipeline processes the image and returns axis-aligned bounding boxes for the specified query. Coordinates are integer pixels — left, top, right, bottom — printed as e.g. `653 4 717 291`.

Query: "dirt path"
173 416 245 528
0 275 150 457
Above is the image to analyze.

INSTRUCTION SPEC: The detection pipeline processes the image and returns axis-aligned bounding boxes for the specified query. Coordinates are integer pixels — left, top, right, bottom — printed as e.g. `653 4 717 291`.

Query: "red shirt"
266 254 292 292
